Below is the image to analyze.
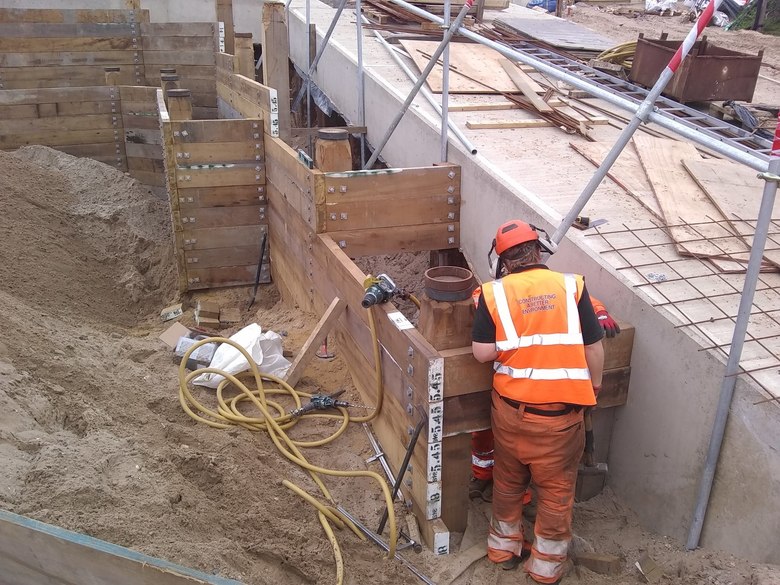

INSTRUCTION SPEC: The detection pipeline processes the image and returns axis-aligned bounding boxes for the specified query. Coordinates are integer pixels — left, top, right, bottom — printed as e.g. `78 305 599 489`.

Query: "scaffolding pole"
372 31 477 155
356 0 367 167
363 0 475 169
440 0 451 163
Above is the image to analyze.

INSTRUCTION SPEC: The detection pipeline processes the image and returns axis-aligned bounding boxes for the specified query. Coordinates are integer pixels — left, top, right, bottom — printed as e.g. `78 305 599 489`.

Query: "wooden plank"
217 83 274 132
118 85 157 102
449 101 521 112
596 366 631 408
50 142 121 159
0 50 136 67
216 70 276 114
285 298 348 387
500 59 553 113
125 127 162 146
466 119 552 129
142 51 216 66
0 104 39 118
216 52 234 73
0 509 243 585
443 391 491 437
570 140 664 220
140 23 216 37
0 37 134 53
180 225 267 251
122 114 159 131
398 40 543 94
325 192 457 230
0 65 135 83
682 158 780 269
326 223 459 257
440 346 492 398
603 322 635 370
262 0 292 143
440 433 471 533
175 206 264 229
120 100 158 114
56 100 123 116
0 129 117 149
0 8 148 24
173 141 264 165
175 165 265 189
0 86 113 105
171 119 263 143
141 36 216 52
177 185 265 209
183 245 264 269
216 0 235 55
265 135 320 230
127 156 165 173
633 135 752 261
124 142 162 159
0 22 134 38
186 264 268 289
322 165 460 203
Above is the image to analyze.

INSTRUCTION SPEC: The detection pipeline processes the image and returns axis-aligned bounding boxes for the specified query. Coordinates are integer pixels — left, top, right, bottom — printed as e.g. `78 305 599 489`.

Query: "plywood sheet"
495 17 615 52
684 164 779 271
633 135 751 261
398 40 544 94
569 140 663 220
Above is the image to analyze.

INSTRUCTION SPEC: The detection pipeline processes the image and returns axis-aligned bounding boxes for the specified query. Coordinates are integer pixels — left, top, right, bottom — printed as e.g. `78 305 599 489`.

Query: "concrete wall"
285 2 780 563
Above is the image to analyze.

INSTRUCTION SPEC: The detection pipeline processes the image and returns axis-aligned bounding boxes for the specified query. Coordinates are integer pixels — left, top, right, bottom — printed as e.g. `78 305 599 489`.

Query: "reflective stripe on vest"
493 364 591 380
492 275 583 351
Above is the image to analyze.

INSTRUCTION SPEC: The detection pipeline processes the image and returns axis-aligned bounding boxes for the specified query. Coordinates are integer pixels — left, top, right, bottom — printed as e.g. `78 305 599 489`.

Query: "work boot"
501 545 531 571
468 477 493 502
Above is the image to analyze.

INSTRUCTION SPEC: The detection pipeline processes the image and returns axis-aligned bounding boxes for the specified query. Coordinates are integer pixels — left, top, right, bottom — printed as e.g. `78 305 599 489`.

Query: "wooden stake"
234 32 255 80
500 60 554 114
166 89 193 121
216 0 235 55
284 297 347 387
262 1 292 144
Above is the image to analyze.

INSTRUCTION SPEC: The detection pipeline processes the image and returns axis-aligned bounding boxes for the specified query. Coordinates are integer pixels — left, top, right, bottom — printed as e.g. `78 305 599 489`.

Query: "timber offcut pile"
570 135 780 273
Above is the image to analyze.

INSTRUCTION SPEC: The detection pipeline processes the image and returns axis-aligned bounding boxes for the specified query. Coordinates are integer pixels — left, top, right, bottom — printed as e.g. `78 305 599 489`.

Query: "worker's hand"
593 385 602 398
596 309 620 338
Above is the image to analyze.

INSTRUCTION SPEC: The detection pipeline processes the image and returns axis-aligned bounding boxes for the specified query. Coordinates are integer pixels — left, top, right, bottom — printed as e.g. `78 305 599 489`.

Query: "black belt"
499 394 581 417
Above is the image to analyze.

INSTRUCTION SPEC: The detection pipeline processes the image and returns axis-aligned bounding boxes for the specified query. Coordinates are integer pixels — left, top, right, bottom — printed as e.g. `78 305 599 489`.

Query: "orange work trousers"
488 391 584 584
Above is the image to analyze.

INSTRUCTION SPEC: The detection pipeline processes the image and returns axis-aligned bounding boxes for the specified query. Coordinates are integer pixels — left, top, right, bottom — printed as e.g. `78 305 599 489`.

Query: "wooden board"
328 223 459 257
177 185 265 209
0 86 114 105
466 119 552 129
175 165 265 190
186 264 269 289
171 119 263 143
682 158 780 269
183 245 264 269
0 9 148 24
0 509 242 585
0 50 136 67
633 135 752 261
398 40 545 94
173 141 263 165
0 129 117 149
175 205 265 230
142 51 216 66
180 225 267 251
324 192 457 231
500 59 553 113
569 140 663 220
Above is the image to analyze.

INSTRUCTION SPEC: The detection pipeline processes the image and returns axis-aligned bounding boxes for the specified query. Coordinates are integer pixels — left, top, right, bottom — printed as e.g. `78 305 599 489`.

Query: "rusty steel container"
629 34 763 103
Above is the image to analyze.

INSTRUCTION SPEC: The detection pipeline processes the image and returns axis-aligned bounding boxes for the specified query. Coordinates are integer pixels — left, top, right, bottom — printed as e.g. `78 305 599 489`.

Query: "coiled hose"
597 41 637 71
177 307 396 584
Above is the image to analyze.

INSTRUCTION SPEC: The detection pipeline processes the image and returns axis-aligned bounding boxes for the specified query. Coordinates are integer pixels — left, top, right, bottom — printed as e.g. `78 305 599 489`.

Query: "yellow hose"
177 309 398 572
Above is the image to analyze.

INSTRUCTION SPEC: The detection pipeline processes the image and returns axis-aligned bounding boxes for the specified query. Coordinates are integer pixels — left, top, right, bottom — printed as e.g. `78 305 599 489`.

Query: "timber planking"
0 8 149 24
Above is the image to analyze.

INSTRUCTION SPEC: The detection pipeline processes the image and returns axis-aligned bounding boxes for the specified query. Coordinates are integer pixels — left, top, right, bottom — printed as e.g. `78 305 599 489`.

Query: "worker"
471 219 605 584
468 295 619 503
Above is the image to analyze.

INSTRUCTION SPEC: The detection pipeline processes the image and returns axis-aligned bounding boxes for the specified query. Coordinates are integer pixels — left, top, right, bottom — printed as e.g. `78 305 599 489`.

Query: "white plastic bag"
645 0 676 12
193 323 291 388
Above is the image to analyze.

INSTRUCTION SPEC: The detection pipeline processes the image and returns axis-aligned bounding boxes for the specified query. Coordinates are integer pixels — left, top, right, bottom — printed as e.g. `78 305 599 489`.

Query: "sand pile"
0 146 175 326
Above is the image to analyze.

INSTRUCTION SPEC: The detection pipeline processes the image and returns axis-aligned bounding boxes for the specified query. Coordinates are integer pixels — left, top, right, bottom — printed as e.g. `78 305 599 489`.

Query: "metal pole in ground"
686 129 780 550
384 0 765 172
371 28 477 155
305 0 312 155
356 0 367 168
550 0 725 245
440 0 451 163
292 0 350 112
363 0 475 169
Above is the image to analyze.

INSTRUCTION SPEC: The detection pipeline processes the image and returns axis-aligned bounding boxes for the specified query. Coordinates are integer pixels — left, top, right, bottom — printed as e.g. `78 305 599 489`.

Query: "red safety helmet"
493 220 539 256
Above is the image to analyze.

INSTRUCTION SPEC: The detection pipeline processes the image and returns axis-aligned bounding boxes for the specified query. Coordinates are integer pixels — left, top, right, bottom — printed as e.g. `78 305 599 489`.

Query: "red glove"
596 309 620 338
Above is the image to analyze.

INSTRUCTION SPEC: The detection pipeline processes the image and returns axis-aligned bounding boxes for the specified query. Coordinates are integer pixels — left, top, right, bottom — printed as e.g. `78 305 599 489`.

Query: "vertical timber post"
263 1 292 144
167 89 193 122
234 32 255 79
216 0 235 55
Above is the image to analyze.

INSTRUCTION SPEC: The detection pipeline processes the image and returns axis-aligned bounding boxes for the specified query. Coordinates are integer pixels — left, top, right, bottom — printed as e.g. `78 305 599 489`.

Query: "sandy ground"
1 147 779 585
2 10 780 581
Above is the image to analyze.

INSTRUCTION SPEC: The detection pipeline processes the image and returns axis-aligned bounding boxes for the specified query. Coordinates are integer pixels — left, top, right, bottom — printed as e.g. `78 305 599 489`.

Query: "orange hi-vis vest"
481 269 596 406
